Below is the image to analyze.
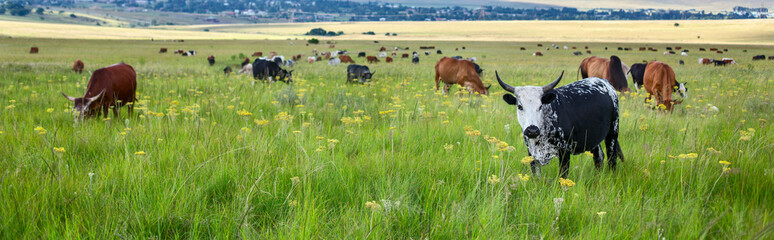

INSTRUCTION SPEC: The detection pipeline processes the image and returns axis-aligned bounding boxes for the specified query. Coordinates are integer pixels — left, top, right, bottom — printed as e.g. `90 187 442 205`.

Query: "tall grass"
0 38 772 239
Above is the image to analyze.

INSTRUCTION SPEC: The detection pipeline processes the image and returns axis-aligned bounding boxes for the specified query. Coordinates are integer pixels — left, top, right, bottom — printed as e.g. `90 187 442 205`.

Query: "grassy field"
1 37 773 239
3 19 774 45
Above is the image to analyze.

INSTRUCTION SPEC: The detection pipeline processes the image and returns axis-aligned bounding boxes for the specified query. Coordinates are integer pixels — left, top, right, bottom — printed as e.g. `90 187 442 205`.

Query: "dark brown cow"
675 46 682 50
710 48 718 51
716 51 723 54
435 57 490 95
252 52 263 57
292 54 302 61
159 48 167 53
401 53 409 58
366 56 379 63
643 61 680 111
537 44 543 47
639 47 646 51
323 52 331 59
769 56 774 60
72 60 84 74
586 50 592 54
339 55 355 63
699 48 706 51
533 52 543 56
520 47 526 50
379 46 386 52
61 63 137 119
207 55 215 66
30 47 39 54
578 56 630 92
386 57 393 63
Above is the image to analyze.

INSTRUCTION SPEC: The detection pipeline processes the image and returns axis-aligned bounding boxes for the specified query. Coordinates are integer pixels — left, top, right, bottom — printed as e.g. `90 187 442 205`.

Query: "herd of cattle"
40 42 769 177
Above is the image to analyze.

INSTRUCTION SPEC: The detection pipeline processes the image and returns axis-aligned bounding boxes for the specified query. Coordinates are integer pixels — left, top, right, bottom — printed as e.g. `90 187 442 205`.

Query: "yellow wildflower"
718 161 731 166
237 109 252 116
46 108 54 113
365 201 382 211
487 175 500 184
443 143 453 151
559 178 576 188
520 156 534 165
53 147 65 153
134 151 146 155
34 126 47 135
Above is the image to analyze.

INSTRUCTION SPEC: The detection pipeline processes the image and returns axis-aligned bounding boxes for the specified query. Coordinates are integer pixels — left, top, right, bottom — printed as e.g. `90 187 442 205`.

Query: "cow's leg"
530 161 542 177
435 71 441 91
102 105 109 118
605 122 623 170
127 101 134 116
558 150 571 178
592 145 604 169
443 83 453 94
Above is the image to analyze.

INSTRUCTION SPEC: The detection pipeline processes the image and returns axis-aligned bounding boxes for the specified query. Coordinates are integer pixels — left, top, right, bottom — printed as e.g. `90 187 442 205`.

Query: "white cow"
328 58 341 66
681 52 688 56
238 64 253 75
378 52 387 58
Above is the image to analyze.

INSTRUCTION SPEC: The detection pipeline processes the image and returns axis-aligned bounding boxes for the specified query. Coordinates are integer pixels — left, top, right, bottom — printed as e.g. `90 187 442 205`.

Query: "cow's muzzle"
524 126 540 139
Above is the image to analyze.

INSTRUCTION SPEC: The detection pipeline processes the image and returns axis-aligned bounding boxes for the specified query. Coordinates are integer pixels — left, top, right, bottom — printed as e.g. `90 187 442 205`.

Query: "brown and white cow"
72 60 84 74
643 61 685 112
434 57 490 95
62 63 137 119
578 56 630 92
533 52 543 56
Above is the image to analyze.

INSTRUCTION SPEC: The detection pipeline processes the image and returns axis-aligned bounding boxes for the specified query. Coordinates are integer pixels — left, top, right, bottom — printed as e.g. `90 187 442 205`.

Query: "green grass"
0 38 773 239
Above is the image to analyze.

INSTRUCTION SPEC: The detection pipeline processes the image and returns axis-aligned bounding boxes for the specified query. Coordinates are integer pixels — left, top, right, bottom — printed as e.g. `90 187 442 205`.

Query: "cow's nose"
524 126 540 139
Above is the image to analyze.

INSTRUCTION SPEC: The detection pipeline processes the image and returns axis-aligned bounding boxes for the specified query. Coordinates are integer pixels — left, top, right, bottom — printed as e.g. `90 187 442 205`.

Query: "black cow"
253 59 293 83
223 66 232 74
412 56 419 64
451 56 463 60
679 59 685 65
497 71 623 178
473 62 483 76
753 55 765 60
628 63 647 90
358 52 366 58
346 64 374 83
713 60 727 66
207 55 215 66
437 50 443 54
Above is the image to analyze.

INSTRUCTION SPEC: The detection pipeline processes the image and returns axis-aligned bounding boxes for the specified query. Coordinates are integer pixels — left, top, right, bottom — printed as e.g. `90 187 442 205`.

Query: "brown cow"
643 61 681 111
252 52 263 57
639 47 646 51
586 50 592 54
434 57 490 95
339 55 355 63
379 46 386 52
710 48 718 51
329 44 335 48
386 57 393 63
578 56 630 92
367 56 379 63
533 52 543 56
716 51 723 54
159 48 167 53
292 54 302 61
537 44 543 47
401 53 409 58
174 49 184 54
61 63 137 119
72 60 84 74
698 58 712 64
699 48 706 51
520 47 526 50
269 52 278 57
30 47 39 54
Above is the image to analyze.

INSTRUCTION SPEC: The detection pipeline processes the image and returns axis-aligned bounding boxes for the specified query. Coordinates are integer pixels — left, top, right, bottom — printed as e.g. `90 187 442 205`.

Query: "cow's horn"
61 92 76 101
496 71 514 93
543 70 564 92
87 89 106 105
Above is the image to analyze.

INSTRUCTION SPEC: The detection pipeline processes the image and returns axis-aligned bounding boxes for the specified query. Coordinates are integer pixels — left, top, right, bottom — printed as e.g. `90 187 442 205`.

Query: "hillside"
505 0 773 11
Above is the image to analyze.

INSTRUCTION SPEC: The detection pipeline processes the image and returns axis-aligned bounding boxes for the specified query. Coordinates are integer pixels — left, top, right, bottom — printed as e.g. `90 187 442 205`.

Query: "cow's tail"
616 141 625 163
608 56 629 91
576 65 582 80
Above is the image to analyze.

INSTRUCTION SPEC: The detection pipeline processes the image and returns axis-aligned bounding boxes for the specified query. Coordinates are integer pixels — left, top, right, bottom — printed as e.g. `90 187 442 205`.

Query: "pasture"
0 38 773 238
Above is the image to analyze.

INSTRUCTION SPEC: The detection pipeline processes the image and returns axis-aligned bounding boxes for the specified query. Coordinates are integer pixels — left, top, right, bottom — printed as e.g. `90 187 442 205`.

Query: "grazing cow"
182 50 196 56
586 50 592 54
61 63 136 119
329 44 335 48
585 46 589 49
617 47 624 51
713 60 727 66
174 49 184 54
681 52 688 56
292 54 302 61
30 47 39 54
639 47 646 51
386 57 393 63
675 46 682 50
666 47 673 51
391 52 397 57
698 58 712 64
723 48 728 52
402 53 409 58
564 46 569 50
437 50 443 54
223 66 232 74
434 57 490 95
663 51 673 56
628 63 647 90
412 56 419 64
533 52 543 56
346 64 375 83
339 55 355 63
378 52 387 58
716 51 723 54
753 55 766 60
578 56 630 92
322 52 331 59
159 48 168 53
358 52 366 58
721 58 736 64
710 48 718 51
462 46 466 50
769 56 774 60
379 46 386 52
679 60 685 65
253 59 293 84
425 51 430 56
643 61 685 111
72 60 85 74
573 51 583 56
241 58 251 67
572 46 577 49
520 47 526 50
207 55 215 66
328 58 341 66
699 48 706 51
537 44 543 47
456 48 459 51
367 56 379 63
497 71 623 177
252 52 263 57
238 64 253 75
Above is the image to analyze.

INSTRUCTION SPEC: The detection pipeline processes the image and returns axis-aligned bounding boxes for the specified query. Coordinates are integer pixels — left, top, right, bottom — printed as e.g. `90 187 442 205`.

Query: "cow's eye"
517 105 523 110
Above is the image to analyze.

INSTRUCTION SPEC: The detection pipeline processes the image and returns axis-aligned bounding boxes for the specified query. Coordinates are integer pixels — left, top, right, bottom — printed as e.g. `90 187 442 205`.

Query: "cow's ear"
503 94 518 105
541 91 557 104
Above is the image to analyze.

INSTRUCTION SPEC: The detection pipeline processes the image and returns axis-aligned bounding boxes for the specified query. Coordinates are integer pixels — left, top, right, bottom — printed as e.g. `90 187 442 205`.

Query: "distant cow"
238 64 252 75
425 51 430 56
698 58 712 64
253 59 293 84
716 51 723 54
769 56 774 60
753 55 766 60
339 55 355 63
643 61 685 111
358 52 366 58
379 46 386 52
713 60 727 66
252 52 263 57
412 56 419 64
628 63 647 90
328 58 341 66
223 66 232 74
699 48 706 51
241 58 251 67
437 50 443 54
721 58 736 64
679 60 684 65
586 50 592 54
666 47 673 51
159 48 167 53
710 48 718 51
537 44 543 47
61 63 136 119
378 52 387 58
681 52 688 56
402 53 409 58
533 52 543 56
639 47 646 51
346 64 375 83
30 47 39 54
578 56 630 92
292 54 302 61
72 60 85 74
182 50 196 56
434 57 490 95
367 56 379 63
520 47 526 50
386 57 393 63
663 51 673 55
573 51 583 56
207 55 215 66
329 44 335 48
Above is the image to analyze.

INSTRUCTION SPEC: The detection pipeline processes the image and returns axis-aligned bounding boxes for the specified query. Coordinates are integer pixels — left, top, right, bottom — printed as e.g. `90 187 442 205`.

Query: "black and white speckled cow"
497 71 624 177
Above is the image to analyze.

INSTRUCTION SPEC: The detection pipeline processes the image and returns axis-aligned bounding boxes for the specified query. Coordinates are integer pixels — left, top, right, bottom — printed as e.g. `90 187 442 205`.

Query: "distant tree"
385 32 390 36
203 28 209 32
391 33 397 36
96 22 101 26
35 7 44 15
5 2 31 16
69 13 77 18
362 31 375 35
0 8 5 15
674 23 679 27
307 38 319 44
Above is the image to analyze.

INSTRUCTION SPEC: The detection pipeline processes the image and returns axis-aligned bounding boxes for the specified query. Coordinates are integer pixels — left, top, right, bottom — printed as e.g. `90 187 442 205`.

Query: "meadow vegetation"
0 38 772 238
